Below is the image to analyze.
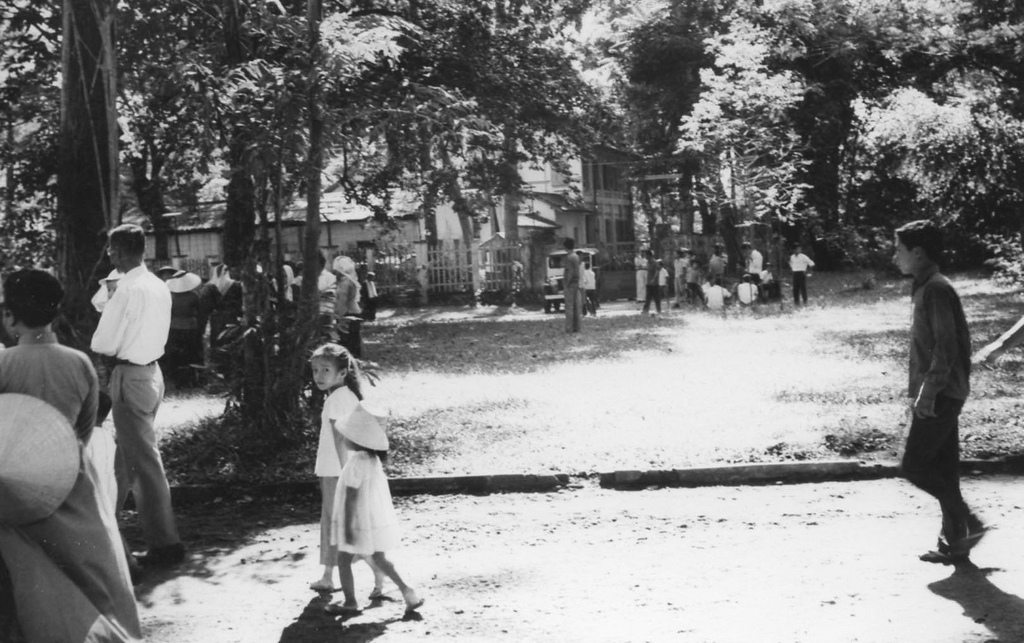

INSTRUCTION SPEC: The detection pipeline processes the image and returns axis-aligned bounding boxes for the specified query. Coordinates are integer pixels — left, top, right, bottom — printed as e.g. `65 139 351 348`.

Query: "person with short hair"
641 250 661 316
702 277 731 313
91 224 184 570
741 242 762 285
789 244 816 305
734 274 758 306
707 244 726 283
1 269 141 641
673 249 689 308
581 261 598 317
893 219 985 564
562 238 583 332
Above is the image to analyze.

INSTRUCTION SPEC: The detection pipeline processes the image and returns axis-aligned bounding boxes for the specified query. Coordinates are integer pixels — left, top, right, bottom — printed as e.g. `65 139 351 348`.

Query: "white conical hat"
341 401 389 451
0 393 80 526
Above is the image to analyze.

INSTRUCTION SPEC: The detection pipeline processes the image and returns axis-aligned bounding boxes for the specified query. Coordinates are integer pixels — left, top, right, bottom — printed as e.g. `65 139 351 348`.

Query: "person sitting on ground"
734 274 758 307
703 277 731 312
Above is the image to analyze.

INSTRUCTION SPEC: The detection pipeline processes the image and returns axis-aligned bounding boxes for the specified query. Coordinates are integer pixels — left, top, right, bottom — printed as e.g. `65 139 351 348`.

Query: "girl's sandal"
402 589 425 612
309 580 336 592
324 603 362 616
368 589 386 600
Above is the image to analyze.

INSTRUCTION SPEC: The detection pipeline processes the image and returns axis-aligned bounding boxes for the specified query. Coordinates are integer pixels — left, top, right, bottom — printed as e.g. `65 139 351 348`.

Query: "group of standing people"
636 241 817 314
1 224 184 641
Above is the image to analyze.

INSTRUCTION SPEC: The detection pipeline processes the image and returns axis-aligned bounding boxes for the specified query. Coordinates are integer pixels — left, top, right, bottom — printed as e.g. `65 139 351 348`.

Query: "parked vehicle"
543 248 597 313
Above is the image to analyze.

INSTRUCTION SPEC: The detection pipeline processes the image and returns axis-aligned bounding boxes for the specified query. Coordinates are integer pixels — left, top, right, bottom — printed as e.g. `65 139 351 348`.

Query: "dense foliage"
3 0 1024 461
586 0 1024 271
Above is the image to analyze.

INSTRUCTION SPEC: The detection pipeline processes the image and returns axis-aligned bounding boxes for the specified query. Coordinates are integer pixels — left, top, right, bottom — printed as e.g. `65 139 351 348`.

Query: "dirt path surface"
132 475 1024 643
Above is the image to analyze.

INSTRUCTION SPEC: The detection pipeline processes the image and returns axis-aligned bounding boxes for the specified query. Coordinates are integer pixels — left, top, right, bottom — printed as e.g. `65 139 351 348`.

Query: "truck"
543 248 598 313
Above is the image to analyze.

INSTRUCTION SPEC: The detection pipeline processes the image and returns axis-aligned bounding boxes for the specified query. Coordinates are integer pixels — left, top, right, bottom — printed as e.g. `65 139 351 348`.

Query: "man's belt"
111 357 156 368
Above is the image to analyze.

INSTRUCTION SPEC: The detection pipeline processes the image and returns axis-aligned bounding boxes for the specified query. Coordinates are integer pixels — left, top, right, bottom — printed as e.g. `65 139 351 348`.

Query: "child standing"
325 403 424 616
309 344 385 597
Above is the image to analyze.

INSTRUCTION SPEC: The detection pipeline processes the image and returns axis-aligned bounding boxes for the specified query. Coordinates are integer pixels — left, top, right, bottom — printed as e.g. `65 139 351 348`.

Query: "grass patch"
158 270 1024 483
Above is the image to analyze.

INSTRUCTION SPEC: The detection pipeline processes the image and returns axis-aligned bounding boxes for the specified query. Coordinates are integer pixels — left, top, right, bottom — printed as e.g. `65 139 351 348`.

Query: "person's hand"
972 342 1004 367
345 526 356 545
913 394 936 419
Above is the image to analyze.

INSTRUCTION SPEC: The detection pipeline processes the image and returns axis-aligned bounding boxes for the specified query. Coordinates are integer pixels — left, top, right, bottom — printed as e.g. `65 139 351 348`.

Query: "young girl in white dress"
324 402 423 616
309 344 384 596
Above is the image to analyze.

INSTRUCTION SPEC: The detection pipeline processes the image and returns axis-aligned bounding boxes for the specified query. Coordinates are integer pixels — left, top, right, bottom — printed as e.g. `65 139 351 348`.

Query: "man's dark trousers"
901 395 971 545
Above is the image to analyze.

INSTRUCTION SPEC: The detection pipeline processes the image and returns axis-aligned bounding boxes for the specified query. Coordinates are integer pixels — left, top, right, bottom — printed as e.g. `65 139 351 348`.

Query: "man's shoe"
920 549 968 565
950 521 989 556
136 543 186 568
126 553 145 585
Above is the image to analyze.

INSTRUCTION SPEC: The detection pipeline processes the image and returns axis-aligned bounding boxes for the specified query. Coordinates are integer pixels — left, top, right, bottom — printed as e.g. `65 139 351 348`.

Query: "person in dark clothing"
358 265 378 322
640 249 661 316
892 219 986 564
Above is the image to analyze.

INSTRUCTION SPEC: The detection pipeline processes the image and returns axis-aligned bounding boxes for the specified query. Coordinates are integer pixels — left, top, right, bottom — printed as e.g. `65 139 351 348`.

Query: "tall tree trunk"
501 126 520 243
57 0 118 346
300 0 324 333
222 0 255 268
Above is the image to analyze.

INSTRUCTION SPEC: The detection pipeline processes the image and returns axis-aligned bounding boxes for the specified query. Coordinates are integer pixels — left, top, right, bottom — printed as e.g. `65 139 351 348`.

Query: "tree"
57 0 119 343
0 2 61 270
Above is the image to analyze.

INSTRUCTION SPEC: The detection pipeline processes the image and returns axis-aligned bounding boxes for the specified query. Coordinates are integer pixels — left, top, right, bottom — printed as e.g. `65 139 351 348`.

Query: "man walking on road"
92 224 185 570
562 237 582 333
893 219 985 564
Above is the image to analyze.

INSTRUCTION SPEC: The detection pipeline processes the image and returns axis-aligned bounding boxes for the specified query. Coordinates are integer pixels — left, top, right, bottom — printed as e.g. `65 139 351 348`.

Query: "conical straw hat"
0 393 80 526
340 401 389 451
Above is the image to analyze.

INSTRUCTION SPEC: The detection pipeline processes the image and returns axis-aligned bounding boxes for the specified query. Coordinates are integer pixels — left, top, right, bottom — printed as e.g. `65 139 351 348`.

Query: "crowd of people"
5 220 1024 637
625 241 817 317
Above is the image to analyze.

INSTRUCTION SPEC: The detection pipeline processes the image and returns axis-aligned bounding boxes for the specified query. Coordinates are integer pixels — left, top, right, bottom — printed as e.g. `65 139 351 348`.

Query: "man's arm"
90 288 130 356
974 314 1024 365
915 288 960 417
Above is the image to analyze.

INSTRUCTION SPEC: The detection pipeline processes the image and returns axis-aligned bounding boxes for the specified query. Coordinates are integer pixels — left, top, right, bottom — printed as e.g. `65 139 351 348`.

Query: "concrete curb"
162 473 572 508
157 458 1024 508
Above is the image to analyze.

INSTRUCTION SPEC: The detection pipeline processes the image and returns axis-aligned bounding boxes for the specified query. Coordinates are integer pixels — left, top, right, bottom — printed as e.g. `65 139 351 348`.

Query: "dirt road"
131 475 1024 643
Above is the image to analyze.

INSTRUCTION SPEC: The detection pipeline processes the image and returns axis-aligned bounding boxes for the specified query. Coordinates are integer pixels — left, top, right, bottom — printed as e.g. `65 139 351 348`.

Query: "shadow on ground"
367 313 681 376
123 492 320 600
929 562 1024 641
278 594 422 643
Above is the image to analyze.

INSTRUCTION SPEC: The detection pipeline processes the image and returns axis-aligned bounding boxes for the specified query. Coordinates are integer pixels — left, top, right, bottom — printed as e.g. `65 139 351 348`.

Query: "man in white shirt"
673 248 689 308
734 274 758 306
789 243 816 305
703 278 731 313
741 242 763 285
91 224 184 569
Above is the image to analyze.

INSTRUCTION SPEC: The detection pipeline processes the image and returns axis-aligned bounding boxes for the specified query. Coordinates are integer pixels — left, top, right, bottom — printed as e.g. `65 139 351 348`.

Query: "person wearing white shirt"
673 249 688 308
741 242 763 284
581 262 598 316
789 244 816 305
734 274 758 306
703 278 731 313
91 224 183 569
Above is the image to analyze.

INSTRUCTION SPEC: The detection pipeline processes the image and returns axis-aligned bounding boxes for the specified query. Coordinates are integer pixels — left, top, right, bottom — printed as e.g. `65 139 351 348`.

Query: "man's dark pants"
901 395 971 546
793 271 808 305
642 284 661 314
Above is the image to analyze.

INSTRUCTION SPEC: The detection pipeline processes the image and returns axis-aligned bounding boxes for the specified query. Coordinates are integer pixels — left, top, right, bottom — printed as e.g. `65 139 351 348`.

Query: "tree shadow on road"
278 595 422 643
125 493 321 600
928 561 1024 641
